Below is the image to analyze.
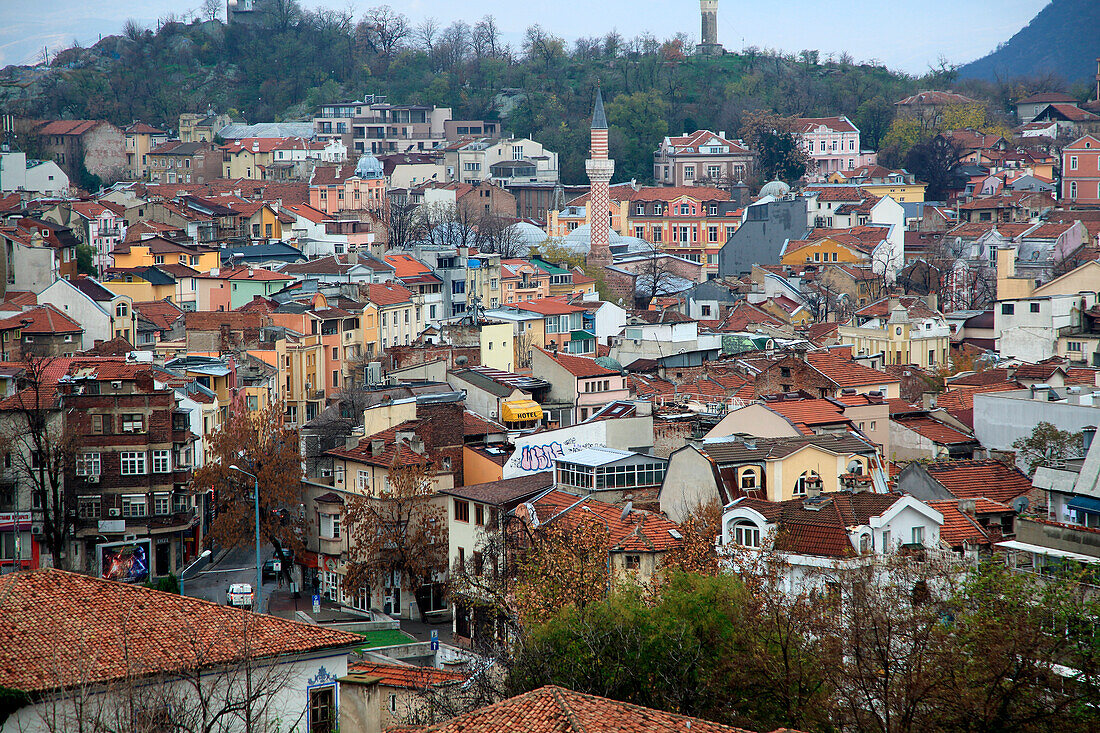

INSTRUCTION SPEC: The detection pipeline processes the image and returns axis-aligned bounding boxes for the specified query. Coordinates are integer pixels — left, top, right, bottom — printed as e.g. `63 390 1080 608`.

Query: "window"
115 303 128 318
793 470 821 497
308 686 336 733
731 520 761 547
121 414 143 433
121 451 147 475
911 526 925 545
75 452 101 476
454 499 470 522
1070 156 1078 170
475 503 485 526
708 226 718 242
882 530 891 550
122 495 147 517
389 693 398 714
357 470 369 490
1068 341 1083 352
1001 303 1015 315
152 450 171 473
1070 181 1077 200
79 496 100 519
154 494 170 516
707 165 721 179
683 165 695 180
740 469 758 490
625 554 641 570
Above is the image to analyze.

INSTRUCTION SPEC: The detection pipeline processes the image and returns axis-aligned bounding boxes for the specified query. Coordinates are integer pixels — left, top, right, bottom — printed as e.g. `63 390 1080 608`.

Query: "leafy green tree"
75 243 96 276
739 110 809 183
1013 421 1084 474
605 90 668 184
855 95 895 150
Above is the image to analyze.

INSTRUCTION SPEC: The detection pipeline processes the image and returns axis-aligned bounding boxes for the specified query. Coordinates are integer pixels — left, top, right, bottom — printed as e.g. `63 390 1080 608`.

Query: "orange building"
310 159 386 215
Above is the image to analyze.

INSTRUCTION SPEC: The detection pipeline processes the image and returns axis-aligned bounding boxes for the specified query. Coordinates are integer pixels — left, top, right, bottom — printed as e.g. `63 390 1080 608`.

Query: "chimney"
958 498 976 516
921 392 936 410
409 435 425 455
806 478 822 498
924 293 938 312
370 439 384 456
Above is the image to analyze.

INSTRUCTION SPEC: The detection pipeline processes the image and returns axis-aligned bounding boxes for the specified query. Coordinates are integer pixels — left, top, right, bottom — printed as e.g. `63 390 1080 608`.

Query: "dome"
594 356 623 371
759 179 791 198
354 154 384 179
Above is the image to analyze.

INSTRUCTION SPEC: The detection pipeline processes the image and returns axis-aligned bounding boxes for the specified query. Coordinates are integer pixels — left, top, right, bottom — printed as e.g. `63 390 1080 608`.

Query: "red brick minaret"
585 87 614 270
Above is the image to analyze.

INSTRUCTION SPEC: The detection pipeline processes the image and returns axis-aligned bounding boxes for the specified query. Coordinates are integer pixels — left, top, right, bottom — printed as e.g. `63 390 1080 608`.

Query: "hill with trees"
0 1 1014 187
959 0 1100 85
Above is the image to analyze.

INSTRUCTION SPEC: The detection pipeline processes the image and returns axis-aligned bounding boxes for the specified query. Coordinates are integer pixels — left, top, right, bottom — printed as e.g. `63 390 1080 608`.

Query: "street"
181 543 279 613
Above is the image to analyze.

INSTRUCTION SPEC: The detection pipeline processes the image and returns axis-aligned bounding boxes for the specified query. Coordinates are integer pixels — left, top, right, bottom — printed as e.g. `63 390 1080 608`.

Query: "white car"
226 583 254 609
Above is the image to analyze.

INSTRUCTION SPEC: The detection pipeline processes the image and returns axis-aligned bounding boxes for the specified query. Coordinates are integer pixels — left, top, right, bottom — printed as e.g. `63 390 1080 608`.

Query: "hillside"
959 0 1099 83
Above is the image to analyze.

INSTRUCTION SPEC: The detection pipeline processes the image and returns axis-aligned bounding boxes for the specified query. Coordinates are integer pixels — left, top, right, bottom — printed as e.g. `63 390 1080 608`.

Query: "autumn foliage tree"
343 458 447 618
191 402 304 578
658 500 722 577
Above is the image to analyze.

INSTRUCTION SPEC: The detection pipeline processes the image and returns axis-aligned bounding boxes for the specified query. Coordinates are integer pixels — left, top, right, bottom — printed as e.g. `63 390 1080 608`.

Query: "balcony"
307 389 326 401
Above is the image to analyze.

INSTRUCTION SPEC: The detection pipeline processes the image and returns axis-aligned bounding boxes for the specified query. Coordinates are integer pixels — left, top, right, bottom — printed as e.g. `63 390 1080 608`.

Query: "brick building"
0 305 83 360
147 141 225 185
59 360 200 578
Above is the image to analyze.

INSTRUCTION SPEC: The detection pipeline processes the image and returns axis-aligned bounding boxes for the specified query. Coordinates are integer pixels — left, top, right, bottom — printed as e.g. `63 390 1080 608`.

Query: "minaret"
585 87 614 270
697 0 722 55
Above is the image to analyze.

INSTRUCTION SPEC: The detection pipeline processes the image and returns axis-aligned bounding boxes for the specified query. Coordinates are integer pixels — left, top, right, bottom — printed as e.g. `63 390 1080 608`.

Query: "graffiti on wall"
505 425 606 477
518 441 563 471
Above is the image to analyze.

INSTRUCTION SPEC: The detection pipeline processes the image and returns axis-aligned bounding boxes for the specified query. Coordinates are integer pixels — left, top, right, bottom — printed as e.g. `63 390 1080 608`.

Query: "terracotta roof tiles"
924 460 1033 504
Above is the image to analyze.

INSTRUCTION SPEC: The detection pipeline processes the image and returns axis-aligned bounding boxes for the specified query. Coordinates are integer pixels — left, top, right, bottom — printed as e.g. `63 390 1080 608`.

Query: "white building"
445 137 559 185
0 151 69 195
37 277 136 349
718 492 943 595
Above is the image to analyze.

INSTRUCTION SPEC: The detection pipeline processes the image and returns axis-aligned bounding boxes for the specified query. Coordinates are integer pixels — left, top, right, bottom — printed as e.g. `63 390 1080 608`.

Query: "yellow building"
781 235 869 268
101 270 176 303
237 203 285 240
221 139 278 179
827 166 927 203
466 253 504 309
110 236 219 272
838 296 951 370
480 322 516 372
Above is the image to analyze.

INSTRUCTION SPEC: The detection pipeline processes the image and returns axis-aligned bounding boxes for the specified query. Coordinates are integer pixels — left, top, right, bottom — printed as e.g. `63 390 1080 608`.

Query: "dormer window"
730 520 760 548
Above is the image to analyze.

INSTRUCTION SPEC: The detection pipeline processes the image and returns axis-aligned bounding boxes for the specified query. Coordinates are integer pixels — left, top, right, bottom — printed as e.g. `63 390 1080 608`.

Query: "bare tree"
635 246 684 309
358 5 410 58
200 0 221 22
472 15 502 59
0 357 78 570
415 17 440 54
476 213 527 258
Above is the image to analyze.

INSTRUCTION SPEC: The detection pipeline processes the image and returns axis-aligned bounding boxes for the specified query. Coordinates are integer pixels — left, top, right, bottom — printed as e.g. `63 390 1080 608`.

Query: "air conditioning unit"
112 381 123 389
87 474 100 483
108 508 121 517
30 525 42 535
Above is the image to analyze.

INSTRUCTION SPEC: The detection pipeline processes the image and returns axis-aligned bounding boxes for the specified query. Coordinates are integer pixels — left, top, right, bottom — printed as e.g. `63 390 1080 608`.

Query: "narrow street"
180 543 278 612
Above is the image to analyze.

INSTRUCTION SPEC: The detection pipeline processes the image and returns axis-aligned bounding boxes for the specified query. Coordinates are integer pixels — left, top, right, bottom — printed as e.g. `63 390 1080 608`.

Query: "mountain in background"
959 0 1099 83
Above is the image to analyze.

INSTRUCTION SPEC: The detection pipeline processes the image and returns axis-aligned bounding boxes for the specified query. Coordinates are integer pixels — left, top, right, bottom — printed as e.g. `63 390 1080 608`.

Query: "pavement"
180 543 275 611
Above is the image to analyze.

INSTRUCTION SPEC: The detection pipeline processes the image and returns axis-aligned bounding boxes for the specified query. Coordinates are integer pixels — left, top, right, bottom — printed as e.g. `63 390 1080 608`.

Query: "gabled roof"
439 471 554 505
533 490 685 554
0 304 83 334
924 460 1033 504
389 685 756 733
925 500 991 548
662 129 750 154
363 282 414 307
536 347 617 378
220 265 295 282
794 116 858 134
0 569 361 694
514 298 589 316
737 492 902 558
854 295 941 320
703 432 876 464
806 350 899 388
133 299 185 331
891 414 976 445
327 420 436 468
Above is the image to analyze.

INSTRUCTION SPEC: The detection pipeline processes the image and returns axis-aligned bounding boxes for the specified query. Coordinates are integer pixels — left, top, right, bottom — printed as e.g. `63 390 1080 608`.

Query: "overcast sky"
0 0 1049 74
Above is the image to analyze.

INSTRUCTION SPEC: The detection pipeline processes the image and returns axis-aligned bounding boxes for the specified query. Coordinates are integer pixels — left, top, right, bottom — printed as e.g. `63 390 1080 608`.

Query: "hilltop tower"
585 88 614 270
697 0 723 55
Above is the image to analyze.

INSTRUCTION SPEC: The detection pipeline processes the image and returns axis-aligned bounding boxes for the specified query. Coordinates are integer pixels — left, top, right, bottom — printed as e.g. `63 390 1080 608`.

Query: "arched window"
859 533 872 554
739 468 759 490
793 470 821 497
730 520 760 548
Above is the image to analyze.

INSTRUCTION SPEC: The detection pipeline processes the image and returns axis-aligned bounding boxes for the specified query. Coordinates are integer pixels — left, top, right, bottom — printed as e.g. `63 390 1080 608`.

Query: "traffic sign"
312 594 320 613
273 561 281 573
430 629 439 650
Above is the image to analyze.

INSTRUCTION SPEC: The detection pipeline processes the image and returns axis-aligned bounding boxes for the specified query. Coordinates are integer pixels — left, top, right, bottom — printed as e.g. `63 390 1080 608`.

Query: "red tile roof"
390 685 758 733
762 397 853 435
892 414 976 445
806 351 899 388
0 569 360 694
924 460 1033 503
925 500 991 548
794 116 858 134
515 298 589 316
383 253 434 279
463 410 505 436
537 347 617 378
533 490 685 553
327 420 436 468
739 492 901 558
0 304 82 334
363 282 414 307
133 299 185 330
664 129 750 154
803 186 869 202
220 265 295 282
348 662 467 689
35 120 102 136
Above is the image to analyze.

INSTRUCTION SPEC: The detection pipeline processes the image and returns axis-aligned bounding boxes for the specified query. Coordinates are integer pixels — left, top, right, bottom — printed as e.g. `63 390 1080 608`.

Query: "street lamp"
179 549 212 598
229 464 262 611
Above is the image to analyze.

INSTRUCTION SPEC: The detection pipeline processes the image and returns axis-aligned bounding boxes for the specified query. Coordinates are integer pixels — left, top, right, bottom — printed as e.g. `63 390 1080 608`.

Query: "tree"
191 402 305 581
343 459 447 621
381 200 420 249
739 110 809 183
200 0 221 22
359 5 410 59
75 241 96 276
1012 421 1083 474
905 135 965 201
606 90 669 184
855 95 895 150
658 500 722 577
0 357 77 570
633 245 683 309
522 25 565 73
475 213 528 258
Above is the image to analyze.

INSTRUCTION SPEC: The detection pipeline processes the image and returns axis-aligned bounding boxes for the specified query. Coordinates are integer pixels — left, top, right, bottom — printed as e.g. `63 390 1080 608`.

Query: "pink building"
1062 134 1100 206
309 159 387 215
794 116 877 181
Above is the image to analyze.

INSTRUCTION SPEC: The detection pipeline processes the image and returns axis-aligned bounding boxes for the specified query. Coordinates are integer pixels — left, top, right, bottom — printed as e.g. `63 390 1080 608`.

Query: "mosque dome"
759 179 791 198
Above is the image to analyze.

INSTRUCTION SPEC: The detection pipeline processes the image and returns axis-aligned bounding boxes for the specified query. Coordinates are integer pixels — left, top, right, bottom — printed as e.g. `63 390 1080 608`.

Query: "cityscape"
0 0 1099 731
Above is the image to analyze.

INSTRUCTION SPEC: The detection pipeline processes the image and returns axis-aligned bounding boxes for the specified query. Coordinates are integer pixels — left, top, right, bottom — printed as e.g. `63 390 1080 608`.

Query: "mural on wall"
504 423 608 478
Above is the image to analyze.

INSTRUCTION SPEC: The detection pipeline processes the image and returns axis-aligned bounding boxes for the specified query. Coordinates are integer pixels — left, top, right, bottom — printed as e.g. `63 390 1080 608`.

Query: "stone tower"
697 0 723 55
585 88 614 270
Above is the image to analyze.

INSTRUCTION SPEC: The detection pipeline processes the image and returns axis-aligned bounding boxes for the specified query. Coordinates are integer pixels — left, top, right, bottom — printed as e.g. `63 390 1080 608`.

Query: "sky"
0 0 1050 74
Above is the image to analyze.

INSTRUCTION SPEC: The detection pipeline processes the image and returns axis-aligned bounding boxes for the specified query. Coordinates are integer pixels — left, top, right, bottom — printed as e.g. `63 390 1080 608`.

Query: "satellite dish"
620 501 633 521
1011 496 1029 514
455 355 469 366
847 459 863 474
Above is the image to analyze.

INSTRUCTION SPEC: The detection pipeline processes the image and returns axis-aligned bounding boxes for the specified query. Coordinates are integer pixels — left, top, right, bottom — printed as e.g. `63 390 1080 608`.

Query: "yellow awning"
502 399 543 423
